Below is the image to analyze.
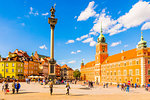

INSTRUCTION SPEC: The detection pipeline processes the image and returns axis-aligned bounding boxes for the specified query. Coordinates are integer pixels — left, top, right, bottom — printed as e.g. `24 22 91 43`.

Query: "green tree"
73 69 81 80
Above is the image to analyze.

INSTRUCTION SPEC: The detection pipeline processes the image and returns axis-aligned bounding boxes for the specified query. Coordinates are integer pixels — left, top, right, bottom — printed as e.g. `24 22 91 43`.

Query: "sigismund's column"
48 5 57 80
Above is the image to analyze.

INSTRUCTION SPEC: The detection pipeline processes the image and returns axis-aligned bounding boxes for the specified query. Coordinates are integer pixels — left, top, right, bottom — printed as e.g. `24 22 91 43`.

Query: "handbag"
7 89 9 92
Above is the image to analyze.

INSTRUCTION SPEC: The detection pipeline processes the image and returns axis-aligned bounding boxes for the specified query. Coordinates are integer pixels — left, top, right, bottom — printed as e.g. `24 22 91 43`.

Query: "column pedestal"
48 58 56 81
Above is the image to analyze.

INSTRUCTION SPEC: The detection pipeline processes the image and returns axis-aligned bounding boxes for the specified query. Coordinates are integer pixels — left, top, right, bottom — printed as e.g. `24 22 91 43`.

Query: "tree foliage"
73 69 81 79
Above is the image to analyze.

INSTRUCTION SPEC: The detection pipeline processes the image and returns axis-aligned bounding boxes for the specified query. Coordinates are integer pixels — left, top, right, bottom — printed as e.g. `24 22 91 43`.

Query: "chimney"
15 49 18 53
121 50 124 53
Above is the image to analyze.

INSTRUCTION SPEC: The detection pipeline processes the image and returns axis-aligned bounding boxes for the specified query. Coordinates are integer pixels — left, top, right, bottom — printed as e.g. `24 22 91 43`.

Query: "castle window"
136 69 139 75
129 61 132 66
118 70 121 76
124 70 127 76
119 78 121 82
136 60 139 65
118 63 120 67
124 62 126 66
114 71 116 76
129 70 132 76
148 70 150 75
136 78 139 83
122 56 124 60
130 78 133 82
125 78 127 82
110 71 112 75
107 71 109 75
148 60 150 64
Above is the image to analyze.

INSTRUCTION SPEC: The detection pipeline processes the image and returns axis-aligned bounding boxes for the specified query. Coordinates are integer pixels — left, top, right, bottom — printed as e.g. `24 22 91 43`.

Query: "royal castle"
81 25 150 86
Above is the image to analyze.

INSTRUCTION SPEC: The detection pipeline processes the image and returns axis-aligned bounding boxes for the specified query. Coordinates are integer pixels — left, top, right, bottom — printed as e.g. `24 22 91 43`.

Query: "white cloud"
68 60 76 64
90 1 150 36
29 7 39 16
82 37 96 47
82 37 93 43
75 27 77 30
42 12 49 16
89 31 98 36
74 16 77 19
77 1 96 21
66 40 75 44
76 34 88 41
91 11 117 34
61 62 66 64
141 22 150 30
77 50 81 53
118 1 150 29
21 23 25 26
90 40 96 46
124 44 128 48
71 50 81 54
39 44 47 50
111 41 122 47
71 51 76 54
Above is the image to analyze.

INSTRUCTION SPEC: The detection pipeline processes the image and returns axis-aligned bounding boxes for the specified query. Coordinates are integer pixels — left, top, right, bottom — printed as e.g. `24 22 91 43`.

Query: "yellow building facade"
0 58 24 79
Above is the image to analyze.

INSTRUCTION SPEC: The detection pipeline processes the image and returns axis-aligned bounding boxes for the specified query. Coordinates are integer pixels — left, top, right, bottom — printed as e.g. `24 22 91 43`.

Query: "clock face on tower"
102 46 105 52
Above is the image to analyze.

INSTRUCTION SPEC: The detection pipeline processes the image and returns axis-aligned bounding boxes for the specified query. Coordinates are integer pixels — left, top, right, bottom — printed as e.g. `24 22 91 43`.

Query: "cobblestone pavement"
0 82 150 100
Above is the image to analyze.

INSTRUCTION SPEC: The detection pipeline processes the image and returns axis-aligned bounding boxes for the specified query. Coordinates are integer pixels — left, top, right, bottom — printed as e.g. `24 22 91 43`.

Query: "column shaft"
50 25 55 59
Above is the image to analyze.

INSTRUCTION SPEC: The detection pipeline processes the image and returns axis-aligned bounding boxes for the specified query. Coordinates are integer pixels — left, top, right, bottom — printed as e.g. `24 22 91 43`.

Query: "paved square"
0 82 150 100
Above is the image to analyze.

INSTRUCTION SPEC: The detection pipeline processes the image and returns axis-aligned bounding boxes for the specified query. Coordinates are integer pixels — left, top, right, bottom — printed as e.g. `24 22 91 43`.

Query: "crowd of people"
2 80 20 94
2 78 150 96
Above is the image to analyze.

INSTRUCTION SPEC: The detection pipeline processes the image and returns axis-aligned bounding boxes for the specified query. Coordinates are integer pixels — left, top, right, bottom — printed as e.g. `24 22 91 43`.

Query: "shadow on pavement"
79 87 91 90
17 92 39 94
70 94 87 96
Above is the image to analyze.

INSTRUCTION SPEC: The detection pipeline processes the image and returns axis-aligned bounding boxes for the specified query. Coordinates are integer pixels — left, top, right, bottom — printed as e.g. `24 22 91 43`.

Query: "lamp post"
48 4 57 80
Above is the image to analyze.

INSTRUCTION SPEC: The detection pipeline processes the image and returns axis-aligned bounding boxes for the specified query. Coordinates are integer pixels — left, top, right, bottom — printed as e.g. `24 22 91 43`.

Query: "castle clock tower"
95 23 108 84
95 23 108 65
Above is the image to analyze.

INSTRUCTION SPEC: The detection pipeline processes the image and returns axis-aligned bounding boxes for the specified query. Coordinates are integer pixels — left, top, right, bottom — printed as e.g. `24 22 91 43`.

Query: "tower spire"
100 22 103 34
141 32 144 41
98 22 105 43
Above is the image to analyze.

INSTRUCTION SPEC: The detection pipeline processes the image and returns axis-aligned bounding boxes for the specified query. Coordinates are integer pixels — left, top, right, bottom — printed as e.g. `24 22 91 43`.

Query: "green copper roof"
81 59 84 63
98 22 106 43
31 52 34 56
138 32 147 48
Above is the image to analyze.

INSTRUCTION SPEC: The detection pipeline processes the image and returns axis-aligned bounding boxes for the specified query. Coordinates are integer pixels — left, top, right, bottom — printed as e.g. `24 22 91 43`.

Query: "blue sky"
0 0 150 69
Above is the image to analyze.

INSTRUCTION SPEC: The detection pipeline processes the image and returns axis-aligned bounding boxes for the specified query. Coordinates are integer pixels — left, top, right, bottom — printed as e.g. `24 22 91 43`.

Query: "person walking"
16 81 20 94
106 83 108 88
126 85 129 92
121 84 124 91
12 80 16 94
49 81 53 95
103 82 105 88
66 82 70 95
2 80 5 92
117 84 119 88
43 78 46 88
135 83 137 89
4 82 9 94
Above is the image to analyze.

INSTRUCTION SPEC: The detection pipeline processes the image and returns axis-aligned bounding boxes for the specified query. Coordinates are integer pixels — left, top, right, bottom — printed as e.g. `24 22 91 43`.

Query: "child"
66 82 70 95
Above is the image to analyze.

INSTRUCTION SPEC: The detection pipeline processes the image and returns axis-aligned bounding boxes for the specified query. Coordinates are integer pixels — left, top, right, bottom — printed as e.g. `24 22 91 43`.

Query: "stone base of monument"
48 75 56 81
48 58 56 81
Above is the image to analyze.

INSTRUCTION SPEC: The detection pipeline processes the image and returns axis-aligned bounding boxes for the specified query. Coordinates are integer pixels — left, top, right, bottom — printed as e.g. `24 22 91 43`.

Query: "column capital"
50 24 55 29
